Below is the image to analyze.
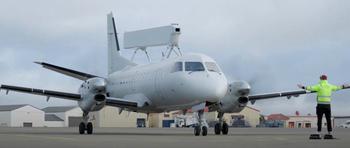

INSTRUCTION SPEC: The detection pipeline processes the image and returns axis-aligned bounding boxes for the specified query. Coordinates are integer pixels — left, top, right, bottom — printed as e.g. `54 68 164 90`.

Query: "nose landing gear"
79 112 93 135
214 112 229 135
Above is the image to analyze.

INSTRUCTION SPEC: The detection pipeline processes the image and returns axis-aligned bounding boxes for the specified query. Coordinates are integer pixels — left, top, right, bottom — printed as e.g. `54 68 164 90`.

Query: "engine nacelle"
78 78 107 112
217 81 251 113
231 81 251 96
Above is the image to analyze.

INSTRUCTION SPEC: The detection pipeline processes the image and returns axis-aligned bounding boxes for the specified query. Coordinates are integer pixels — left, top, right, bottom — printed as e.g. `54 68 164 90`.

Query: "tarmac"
0 127 349 148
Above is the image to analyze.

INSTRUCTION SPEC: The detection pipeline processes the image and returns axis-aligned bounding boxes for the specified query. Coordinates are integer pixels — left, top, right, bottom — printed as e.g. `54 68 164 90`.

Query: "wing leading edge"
0 84 139 109
247 86 350 101
0 84 81 101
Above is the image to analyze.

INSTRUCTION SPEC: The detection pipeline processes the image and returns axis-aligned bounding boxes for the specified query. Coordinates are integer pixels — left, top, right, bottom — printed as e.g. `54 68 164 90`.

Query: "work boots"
324 131 334 139
309 131 334 140
309 132 321 140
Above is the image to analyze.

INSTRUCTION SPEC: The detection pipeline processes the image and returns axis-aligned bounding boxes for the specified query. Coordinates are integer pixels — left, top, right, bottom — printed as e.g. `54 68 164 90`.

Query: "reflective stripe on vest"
317 95 331 103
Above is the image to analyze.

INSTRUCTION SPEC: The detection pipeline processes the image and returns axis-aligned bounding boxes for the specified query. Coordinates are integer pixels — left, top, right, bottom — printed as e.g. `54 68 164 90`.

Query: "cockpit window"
205 62 220 72
172 62 183 72
185 62 205 71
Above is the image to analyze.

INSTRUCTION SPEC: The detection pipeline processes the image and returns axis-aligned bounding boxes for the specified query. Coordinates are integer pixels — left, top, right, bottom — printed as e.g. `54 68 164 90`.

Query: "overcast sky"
1 0 350 116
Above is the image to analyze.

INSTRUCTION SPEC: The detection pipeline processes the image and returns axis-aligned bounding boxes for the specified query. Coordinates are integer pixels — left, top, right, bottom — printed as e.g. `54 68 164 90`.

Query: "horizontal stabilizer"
35 62 98 80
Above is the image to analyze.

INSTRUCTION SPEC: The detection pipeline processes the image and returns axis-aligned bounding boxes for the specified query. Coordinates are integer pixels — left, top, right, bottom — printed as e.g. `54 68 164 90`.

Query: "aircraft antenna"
124 24 182 62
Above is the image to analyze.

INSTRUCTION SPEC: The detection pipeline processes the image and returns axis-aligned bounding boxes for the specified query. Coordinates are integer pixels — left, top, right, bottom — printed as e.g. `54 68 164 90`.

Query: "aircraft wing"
247 90 314 101
0 84 139 108
247 86 350 101
0 84 81 101
34 62 98 80
106 97 138 108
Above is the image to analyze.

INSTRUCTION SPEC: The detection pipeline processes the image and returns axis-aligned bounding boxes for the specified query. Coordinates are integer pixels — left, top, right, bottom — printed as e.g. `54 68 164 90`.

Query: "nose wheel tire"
222 122 229 135
194 125 201 136
87 122 93 134
79 122 93 134
79 122 86 134
214 123 221 135
202 126 208 136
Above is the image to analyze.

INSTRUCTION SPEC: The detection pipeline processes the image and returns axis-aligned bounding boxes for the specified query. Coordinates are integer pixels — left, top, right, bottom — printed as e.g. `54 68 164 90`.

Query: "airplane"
1 13 349 136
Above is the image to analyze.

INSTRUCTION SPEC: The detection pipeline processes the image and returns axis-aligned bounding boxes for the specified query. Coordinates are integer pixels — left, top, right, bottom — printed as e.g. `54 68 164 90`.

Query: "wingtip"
34 61 42 65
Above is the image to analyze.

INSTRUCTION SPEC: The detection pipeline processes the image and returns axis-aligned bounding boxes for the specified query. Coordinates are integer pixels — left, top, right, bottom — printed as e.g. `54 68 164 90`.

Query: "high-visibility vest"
306 80 342 104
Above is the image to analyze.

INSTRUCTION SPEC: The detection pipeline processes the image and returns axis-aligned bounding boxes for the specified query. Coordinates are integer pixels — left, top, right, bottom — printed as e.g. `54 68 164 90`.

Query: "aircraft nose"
205 77 227 100
216 80 228 98
177 73 228 102
198 74 227 101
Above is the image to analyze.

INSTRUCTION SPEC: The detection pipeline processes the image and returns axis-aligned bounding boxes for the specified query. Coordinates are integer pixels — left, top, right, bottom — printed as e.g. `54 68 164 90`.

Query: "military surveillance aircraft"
1 13 348 136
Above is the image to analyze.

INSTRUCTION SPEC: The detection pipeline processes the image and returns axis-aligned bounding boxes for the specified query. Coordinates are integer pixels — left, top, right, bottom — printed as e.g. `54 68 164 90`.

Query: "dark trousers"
316 104 332 132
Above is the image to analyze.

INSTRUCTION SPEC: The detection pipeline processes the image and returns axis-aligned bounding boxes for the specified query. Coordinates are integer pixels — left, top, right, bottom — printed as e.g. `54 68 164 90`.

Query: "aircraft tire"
202 126 208 136
79 122 85 134
87 122 93 134
214 123 221 135
194 125 201 136
222 122 229 135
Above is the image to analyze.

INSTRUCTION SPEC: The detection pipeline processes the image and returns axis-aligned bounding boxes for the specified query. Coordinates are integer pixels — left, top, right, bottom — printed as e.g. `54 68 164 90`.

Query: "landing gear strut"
79 112 93 135
214 112 229 135
194 109 208 136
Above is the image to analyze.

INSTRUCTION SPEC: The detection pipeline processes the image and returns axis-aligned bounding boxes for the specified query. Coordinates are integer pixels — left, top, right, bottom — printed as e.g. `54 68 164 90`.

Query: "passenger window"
185 62 205 71
205 62 220 72
172 62 183 72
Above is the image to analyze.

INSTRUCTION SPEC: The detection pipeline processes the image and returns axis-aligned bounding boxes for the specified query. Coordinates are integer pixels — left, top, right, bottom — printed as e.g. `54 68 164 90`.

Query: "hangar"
44 114 64 127
0 104 44 127
92 106 149 127
206 106 261 127
42 106 83 127
149 112 176 128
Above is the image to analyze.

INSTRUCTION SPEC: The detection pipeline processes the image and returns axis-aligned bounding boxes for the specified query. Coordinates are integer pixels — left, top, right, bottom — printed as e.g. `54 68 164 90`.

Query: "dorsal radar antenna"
124 24 182 62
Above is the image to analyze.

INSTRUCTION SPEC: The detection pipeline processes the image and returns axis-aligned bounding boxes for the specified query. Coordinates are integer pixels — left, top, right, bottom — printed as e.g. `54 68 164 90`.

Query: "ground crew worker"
298 75 348 136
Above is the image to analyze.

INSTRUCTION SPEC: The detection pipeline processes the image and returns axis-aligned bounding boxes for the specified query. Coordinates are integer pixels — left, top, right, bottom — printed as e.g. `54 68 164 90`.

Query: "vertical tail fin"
107 12 136 74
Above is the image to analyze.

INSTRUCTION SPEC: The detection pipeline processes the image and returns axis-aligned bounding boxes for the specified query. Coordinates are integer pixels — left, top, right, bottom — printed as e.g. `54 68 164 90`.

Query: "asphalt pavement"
0 127 349 148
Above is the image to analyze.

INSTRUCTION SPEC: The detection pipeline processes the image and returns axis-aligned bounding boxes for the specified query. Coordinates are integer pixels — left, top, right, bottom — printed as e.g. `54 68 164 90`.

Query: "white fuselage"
106 53 228 113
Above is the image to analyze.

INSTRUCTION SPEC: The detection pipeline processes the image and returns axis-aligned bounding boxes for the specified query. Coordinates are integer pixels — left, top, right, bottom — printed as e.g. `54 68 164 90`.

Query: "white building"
92 106 148 127
286 115 332 128
0 104 44 127
44 114 64 127
42 106 83 127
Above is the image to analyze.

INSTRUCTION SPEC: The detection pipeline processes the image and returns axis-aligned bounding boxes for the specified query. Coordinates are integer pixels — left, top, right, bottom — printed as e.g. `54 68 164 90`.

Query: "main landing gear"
79 112 93 134
214 112 229 135
194 110 208 136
